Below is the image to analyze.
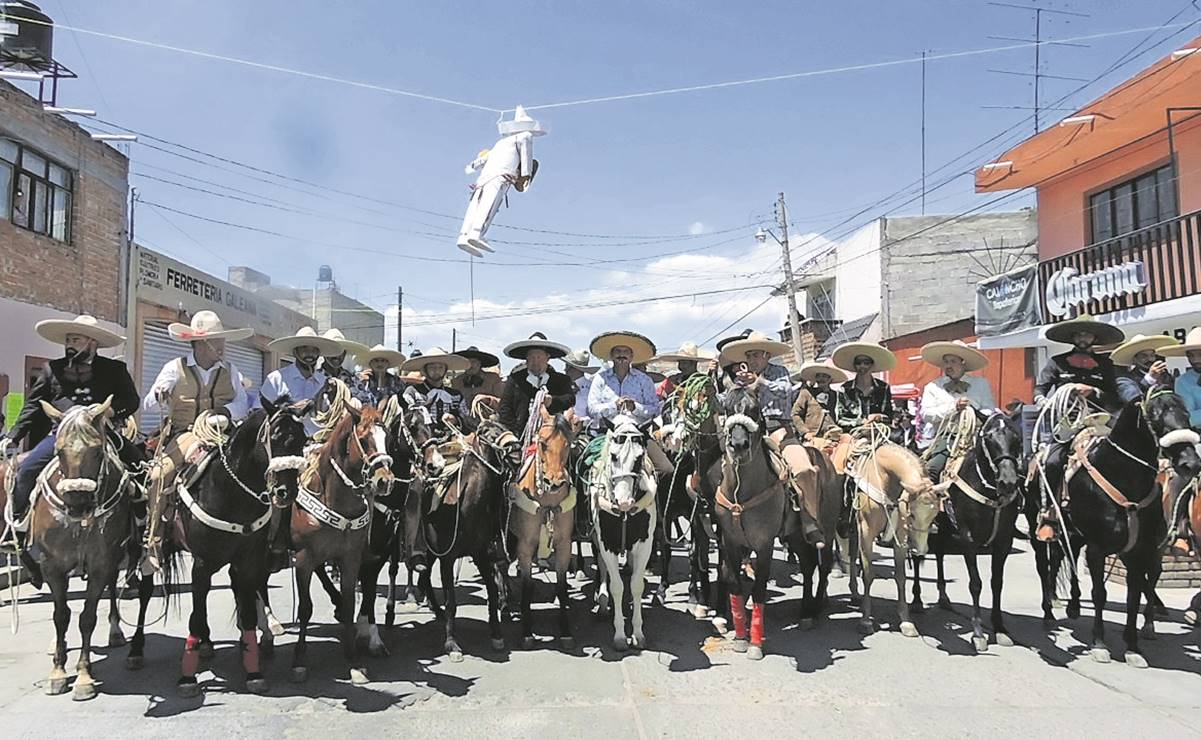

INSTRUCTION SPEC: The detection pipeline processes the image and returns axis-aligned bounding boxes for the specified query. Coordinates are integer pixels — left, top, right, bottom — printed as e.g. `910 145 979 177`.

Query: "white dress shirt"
587 366 661 425
920 374 999 428
261 364 328 436
527 371 549 388
142 352 250 421
572 374 593 423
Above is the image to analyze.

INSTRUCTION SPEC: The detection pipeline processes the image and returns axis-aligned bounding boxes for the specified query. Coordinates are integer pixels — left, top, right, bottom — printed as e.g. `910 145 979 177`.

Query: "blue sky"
28 0 1201 358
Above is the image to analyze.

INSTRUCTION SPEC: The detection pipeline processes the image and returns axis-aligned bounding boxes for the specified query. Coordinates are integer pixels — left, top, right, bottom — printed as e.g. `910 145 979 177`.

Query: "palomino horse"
290 402 393 684
590 414 658 651
163 398 310 697
420 417 511 660
848 431 942 637
508 405 576 649
4 398 137 700
1062 391 1199 668
710 385 787 660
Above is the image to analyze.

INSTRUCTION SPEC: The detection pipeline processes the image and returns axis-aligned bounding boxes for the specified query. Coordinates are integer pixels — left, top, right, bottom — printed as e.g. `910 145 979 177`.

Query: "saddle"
426 436 468 513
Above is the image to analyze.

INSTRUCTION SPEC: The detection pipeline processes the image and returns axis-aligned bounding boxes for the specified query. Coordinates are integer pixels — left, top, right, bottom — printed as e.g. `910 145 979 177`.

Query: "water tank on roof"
317 265 333 283
0 2 54 72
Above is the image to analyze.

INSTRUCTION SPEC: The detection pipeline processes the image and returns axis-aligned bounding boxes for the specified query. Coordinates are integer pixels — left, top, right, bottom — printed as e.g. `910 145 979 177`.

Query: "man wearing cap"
1111 334 1179 404
654 342 713 400
918 341 998 483
261 326 339 438
400 348 473 433
498 333 575 437
141 310 254 571
792 362 846 438
561 349 598 426
452 346 505 409
3 315 141 566
1163 328 1201 551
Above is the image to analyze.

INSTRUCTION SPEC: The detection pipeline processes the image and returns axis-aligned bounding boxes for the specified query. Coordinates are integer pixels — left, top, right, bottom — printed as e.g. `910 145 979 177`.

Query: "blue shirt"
1175 369 1201 429
587 367 661 425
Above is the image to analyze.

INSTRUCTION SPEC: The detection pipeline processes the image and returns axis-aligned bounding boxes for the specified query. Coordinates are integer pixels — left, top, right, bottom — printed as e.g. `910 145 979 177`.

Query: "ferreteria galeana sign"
1044 261 1147 317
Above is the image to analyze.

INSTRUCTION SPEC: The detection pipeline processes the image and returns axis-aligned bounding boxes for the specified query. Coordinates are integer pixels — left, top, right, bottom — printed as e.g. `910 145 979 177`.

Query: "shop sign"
1044 261 1147 317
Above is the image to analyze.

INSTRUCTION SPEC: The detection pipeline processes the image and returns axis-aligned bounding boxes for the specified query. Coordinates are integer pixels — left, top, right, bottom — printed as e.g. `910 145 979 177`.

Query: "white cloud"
688 221 706 236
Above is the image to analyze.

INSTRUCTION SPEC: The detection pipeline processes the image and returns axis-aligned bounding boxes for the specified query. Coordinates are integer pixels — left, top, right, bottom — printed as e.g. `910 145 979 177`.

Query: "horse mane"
56 405 105 448
552 412 573 438
228 408 267 456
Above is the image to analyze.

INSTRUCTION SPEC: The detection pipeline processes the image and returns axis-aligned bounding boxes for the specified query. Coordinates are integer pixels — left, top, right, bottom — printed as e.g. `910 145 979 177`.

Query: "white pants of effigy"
458 176 510 251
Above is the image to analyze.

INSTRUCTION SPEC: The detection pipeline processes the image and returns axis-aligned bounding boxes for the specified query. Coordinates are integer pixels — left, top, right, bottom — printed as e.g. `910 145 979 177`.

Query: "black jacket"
835 377 893 432
7 355 140 447
498 367 575 435
1035 350 1120 413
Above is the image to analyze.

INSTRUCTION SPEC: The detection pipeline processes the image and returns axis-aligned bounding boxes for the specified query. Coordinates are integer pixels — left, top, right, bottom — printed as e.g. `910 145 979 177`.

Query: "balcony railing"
1038 209 1201 322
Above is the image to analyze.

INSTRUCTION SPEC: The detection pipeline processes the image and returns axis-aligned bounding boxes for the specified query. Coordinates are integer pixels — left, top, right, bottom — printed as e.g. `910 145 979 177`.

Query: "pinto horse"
290 404 393 685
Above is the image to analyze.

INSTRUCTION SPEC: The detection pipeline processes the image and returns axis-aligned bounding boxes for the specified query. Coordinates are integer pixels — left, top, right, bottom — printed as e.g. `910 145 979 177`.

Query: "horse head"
721 384 762 465
1143 389 1201 479
529 405 574 495
352 406 394 494
403 400 446 479
258 395 312 507
979 412 1023 494
40 396 114 517
901 481 942 556
602 414 652 512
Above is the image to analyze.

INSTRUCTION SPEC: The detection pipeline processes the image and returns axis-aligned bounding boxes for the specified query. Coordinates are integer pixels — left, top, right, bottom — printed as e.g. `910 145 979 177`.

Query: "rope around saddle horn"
313 378 353 443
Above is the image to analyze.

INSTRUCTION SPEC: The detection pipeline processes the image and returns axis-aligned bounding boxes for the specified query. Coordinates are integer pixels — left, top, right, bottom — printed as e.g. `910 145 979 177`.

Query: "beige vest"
168 357 236 431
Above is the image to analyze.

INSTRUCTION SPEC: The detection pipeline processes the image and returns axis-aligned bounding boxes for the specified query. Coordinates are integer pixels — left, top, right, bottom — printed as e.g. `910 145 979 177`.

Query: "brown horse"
848 436 942 638
507 405 576 649
11 398 137 700
290 404 394 685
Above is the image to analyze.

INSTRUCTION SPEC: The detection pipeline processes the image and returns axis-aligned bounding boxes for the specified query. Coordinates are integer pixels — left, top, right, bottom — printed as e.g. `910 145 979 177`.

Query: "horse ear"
261 394 278 416
603 417 614 432
639 421 655 438
291 399 314 417
40 400 64 421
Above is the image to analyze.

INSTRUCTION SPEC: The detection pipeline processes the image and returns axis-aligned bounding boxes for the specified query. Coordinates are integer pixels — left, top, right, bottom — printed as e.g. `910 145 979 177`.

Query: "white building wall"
833 219 883 322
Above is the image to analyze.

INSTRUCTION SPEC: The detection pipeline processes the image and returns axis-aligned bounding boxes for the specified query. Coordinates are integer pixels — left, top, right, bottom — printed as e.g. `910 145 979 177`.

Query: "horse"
1188 476 1201 627
4 398 137 700
786 443 843 629
709 385 788 660
590 414 659 651
1061 391 1200 667
847 430 942 638
912 411 1024 652
419 417 511 660
507 405 576 649
290 403 394 685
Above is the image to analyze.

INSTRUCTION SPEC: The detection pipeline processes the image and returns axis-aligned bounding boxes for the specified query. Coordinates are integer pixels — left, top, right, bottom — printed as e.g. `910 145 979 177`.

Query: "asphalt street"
1 541 1199 739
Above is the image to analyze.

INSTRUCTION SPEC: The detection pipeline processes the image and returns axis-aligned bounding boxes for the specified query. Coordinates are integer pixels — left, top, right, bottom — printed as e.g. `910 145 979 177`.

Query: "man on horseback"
1163 327 1201 552
561 348 598 427
1111 334 1179 404
262 326 341 437
318 329 372 406
653 342 713 400
452 346 505 409
400 348 474 434
792 361 845 437
498 334 575 436
586 331 675 473
918 341 998 483
356 345 409 407
141 311 254 572
3 315 141 580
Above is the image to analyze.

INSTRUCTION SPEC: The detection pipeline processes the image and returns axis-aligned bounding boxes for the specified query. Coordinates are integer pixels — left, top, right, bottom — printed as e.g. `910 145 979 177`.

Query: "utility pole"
396 285 403 351
774 192 805 363
452 328 457 352
920 50 927 215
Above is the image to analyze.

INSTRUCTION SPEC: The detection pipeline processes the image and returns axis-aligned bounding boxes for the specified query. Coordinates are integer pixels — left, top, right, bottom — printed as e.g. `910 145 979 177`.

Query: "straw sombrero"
400 347 470 374
561 348 599 372
1161 327 1201 357
718 331 791 367
168 310 254 343
267 326 342 356
322 328 371 358
504 332 570 360
359 344 407 367
920 340 989 372
1043 314 1125 346
590 331 657 365
456 345 501 367
1109 334 1180 365
35 314 125 348
795 361 849 384
831 341 897 372
653 341 715 367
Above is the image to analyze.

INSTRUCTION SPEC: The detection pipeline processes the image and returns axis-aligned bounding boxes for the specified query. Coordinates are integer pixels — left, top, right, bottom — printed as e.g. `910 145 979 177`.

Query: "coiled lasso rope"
313 379 354 443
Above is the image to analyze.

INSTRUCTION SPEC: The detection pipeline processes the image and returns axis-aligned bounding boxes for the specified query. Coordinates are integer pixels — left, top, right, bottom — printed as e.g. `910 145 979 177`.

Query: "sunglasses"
853 358 875 367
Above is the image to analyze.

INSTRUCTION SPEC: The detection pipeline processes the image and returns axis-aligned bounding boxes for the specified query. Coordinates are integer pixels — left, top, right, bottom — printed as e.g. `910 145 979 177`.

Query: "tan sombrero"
831 341 897 372
653 341 715 367
400 347 470 374
267 326 342 356
168 310 254 343
322 328 371 358
920 340 989 372
35 314 125 348
1043 314 1125 346
359 344 407 367
718 331 791 367
795 361 849 384
1110 334 1180 365
504 332 570 360
1161 327 1201 357
561 348 599 372
590 331 657 365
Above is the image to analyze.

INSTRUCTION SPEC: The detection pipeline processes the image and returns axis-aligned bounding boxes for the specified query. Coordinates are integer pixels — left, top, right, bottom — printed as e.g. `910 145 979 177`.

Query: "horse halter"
973 414 1018 490
214 407 307 508
45 408 128 520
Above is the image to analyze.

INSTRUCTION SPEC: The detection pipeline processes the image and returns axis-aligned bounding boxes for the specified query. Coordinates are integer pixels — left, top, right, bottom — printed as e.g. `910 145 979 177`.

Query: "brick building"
0 79 129 433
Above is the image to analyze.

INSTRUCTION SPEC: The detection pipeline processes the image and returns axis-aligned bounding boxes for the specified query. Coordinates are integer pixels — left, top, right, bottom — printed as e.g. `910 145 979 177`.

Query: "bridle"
41 430 129 522
213 407 307 508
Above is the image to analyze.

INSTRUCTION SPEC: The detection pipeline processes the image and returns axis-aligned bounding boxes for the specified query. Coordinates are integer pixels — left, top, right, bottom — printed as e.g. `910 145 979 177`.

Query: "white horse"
590 414 659 650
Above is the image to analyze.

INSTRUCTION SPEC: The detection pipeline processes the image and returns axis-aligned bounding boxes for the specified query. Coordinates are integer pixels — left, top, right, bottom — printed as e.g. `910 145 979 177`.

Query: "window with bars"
1088 163 1177 244
0 138 74 243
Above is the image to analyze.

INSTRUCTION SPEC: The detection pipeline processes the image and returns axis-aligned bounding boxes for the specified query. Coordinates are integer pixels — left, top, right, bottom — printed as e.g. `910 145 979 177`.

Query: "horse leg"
177 559 213 697
1066 541 1082 620
290 554 315 683
991 533 1014 647
554 514 574 650
592 528 611 618
420 562 443 619
315 564 346 623
1085 547 1110 663
45 568 71 695
231 561 268 694
107 576 126 648
517 525 537 649
71 569 107 701
439 555 464 661
357 558 389 657
258 579 286 638
1121 556 1148 669
340 553 367 685
652 514 670 606
965 553 986 653
1032 539 1056 627
799 544 816 629
1140 550 1162 643
600 546 626 650
856 518 875 634
935 552 952 610
894 540 918 638
385 548 401 626
127 571 155 670
909 555 926 614
691 515 713 618
630 527 653 650
474 553 504 651
747 540 772 661
719 542 747 651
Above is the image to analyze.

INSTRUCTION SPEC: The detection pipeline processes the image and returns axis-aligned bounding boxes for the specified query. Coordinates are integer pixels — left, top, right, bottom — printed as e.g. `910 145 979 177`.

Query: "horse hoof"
1140 624 1157 641
125 655 144 671
290 667 309 684
937 597 954 611
1125 652 1149 669
400 600 419 614
522 636 536 650
72 680 97 702
47 676 69 696
259 639 275 658
198 641 215 660
177 679 201 698
349 668 369 685
268 618 285 638
900 622 920 638
909 600 926 615
108 632 127 648
631 634 646 650
712 616 729 634
799 618 815 631
447 650 464 663
746 644 764 661
995 632 1015 648
692 603 709 620
559 636 575 650
1066 604 1081 620
613 637 628 652
973 635 989 653
730 638 748 653
491 638 505 651
858 619 875 636
246 677 270 694
1090 647 1111 664
596 593 610 614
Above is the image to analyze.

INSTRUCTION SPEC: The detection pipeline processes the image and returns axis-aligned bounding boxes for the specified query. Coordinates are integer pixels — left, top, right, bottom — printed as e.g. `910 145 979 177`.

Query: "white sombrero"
267 326 342 356
591 331 657 365
1160 327 1201 357
504 332 571 360
400 347 470 374
1110 334 1180 365
168 310 254 343
561 348 599 372
498 105 547 137
718 331 791 367
653 341 715 367
831 341 897 372
795 361 849 384
322 328 371 358
35 314 125 348
920 340 989 372
358 344 407 367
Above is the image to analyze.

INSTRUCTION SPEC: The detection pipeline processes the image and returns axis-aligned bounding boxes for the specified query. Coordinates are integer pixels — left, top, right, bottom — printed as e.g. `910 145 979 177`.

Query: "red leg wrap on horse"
240 629 260 674
750 603 765 646
730 595 747 639
181 635 201 677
